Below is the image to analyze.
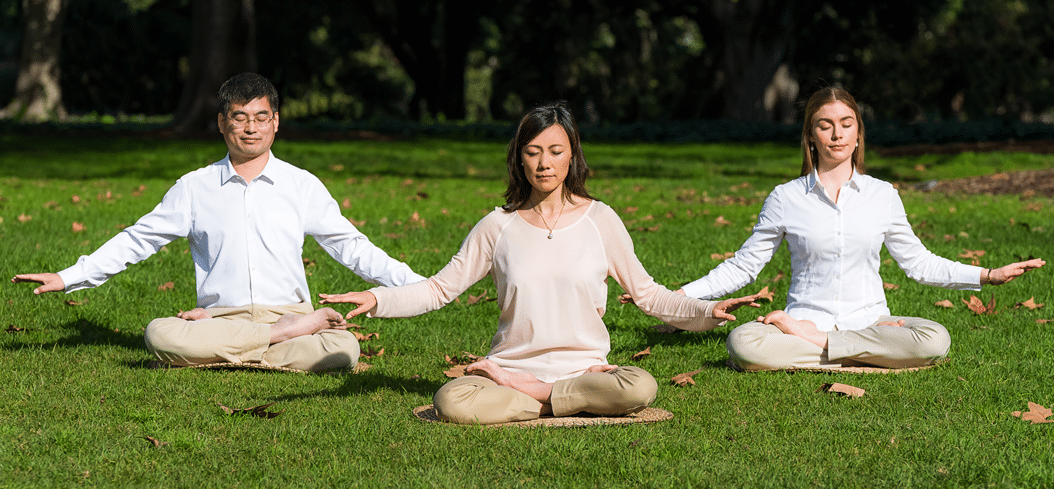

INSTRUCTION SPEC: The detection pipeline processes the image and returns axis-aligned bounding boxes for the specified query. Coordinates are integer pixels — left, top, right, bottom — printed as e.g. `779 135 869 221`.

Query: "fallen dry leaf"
443 365 467 378
142 436 169 448
1011 402 1054 424
158 282 174 291
815 382 865 398
671 369 702 387
72 222 86 233
71 195 81 203
958 249 985 266
444 351 483 365
962 294 997 315
934 300 955 309
360 347 384 359
353 331 379 341
6 325 25 333
1037 319 1052 324
64 299 86 306
632 347 652 361
1015 297 1044 310
714 216 732 226
217 402 283 419
17 213 32 223
883 283 900 290
769 270 786 282
467 290 495 305
756 286 775 302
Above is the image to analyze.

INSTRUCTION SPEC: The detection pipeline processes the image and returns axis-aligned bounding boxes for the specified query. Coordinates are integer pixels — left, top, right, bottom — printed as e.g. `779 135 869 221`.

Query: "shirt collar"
806 167 863 196
219 151 278 186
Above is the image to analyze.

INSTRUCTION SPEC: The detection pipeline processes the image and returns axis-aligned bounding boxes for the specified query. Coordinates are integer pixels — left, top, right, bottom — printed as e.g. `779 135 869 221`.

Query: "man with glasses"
12 73 424 372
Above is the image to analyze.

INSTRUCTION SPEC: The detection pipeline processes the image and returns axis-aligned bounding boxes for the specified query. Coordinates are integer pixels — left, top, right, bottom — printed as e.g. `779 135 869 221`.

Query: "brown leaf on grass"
632 347 652 361
962 294 997 315
883 283 900 290
1037 319 1052 324
444 351 483 365
934 300 955 308
634 224 661 232
671 369 702 387
714 216 732 226
71 221 86 233
348 218 366 227
353 331 379 341
443 365 467 378
1011 402 1054 424
710 251 735 260
755 286 775 302
1014 297 1044 310
6 325 25 333
71 195 81 203
650 323 681 334
17 213 32 223
360 347 385 359
815 382 866 398
142 436 169 448
217 402 283 419
467 290 494 305
623 206 639 214
132 185 146 197
64 299 86 306
768 270 786 282
302 258 317 268
341 198 351 209
43 200 60 210
158 282 174 291
958 249 985 266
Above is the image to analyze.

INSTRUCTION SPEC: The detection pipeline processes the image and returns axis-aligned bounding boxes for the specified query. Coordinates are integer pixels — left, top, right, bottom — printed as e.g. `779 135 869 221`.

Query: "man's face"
218 97 278 163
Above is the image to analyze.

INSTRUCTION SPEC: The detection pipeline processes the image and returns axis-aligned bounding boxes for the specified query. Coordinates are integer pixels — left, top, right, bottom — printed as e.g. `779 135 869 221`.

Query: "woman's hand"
318 291 378 319
985 258 1045 285
586 364 618 373
712 293 762 321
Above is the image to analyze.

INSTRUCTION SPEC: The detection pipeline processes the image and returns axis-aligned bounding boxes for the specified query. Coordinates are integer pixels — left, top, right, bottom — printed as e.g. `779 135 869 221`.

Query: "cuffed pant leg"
144 311 270 366
550 366 658 417
827 316 951 368
433 376 543 425
726 320 833 371
261 329 359 372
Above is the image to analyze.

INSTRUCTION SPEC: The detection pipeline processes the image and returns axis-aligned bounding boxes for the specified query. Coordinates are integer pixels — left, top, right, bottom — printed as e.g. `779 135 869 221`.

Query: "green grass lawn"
1 134 1052 487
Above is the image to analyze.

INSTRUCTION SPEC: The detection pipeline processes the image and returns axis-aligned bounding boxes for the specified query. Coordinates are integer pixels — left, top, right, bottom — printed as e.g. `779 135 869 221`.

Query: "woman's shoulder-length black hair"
502 101 592 212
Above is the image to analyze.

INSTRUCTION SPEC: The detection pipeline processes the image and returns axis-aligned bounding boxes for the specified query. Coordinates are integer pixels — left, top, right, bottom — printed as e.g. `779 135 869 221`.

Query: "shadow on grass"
1 319 147 352
269 370 446 402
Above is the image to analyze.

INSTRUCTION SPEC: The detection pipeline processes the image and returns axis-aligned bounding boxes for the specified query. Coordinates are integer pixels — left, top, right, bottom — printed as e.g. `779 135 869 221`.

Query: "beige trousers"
726 315 951 371
432 366 658 425
144 302 359 372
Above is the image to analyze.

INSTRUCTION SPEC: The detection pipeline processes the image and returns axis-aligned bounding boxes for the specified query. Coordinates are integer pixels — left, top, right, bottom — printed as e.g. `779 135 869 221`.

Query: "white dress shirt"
682 170 982 331
59 152 424 308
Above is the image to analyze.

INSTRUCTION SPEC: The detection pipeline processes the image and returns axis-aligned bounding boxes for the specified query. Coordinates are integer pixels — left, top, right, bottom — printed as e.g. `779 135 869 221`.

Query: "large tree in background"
355 0 487 120
0 0 68 122
168 0 256 134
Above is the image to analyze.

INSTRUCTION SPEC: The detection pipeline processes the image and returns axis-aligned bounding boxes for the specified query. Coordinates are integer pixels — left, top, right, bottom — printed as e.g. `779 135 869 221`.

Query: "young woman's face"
810 101 858 168
521 124 572 196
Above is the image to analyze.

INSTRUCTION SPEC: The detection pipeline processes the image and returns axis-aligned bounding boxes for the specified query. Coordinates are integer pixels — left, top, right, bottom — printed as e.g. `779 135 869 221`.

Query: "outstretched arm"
10 273 65 295
982 258 1045 285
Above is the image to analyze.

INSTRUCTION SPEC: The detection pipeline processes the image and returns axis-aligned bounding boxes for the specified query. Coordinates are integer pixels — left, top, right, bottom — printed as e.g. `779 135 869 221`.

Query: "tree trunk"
169 0 257 135
695 0 798 122
0 0 69 122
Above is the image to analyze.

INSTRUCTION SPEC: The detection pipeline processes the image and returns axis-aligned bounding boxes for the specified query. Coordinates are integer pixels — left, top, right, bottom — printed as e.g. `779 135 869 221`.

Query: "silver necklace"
532 200 565 239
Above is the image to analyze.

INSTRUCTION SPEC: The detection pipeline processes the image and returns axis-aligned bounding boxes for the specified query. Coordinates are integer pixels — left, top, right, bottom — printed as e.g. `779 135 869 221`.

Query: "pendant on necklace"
547 231 553 239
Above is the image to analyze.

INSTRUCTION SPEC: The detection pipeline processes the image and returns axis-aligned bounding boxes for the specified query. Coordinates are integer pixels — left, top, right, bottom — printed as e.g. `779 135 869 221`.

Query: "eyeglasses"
227 112 275 128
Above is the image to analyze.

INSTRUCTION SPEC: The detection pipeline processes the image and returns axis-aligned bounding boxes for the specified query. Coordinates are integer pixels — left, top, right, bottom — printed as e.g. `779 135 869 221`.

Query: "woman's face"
521 124 572 196
809 101 858 168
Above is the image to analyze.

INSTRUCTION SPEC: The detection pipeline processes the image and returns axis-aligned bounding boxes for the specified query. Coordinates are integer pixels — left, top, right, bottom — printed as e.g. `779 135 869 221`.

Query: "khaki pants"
727 315 951 371
144 303 359 372
433 366 658 425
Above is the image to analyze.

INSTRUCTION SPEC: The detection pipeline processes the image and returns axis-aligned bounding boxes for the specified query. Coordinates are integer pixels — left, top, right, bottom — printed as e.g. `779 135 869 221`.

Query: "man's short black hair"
217 72 279 115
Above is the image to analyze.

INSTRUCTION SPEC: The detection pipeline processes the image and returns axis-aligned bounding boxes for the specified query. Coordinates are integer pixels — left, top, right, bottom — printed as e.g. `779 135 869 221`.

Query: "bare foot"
465 358 554 408
759 310 828 349
178 308 212 321
269 307 347 344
